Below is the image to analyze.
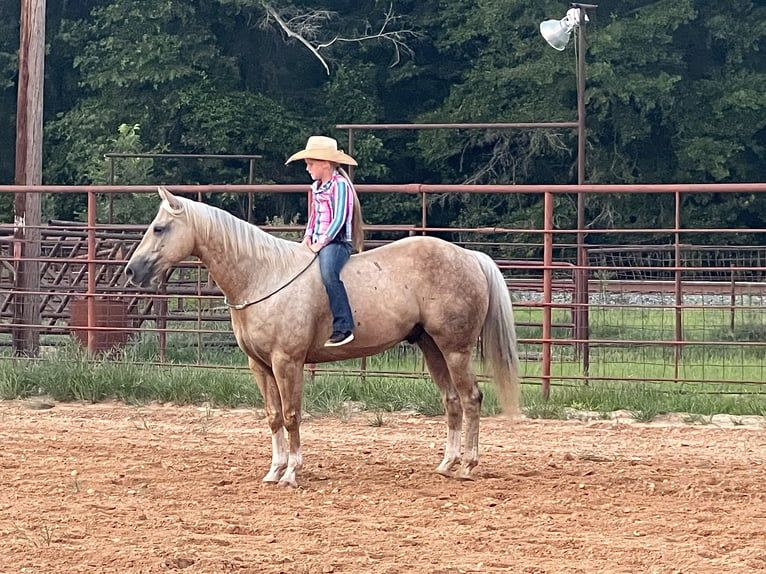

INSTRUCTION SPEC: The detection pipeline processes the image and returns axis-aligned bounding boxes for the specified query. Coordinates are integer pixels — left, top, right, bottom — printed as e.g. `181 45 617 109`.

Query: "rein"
223 253 318 310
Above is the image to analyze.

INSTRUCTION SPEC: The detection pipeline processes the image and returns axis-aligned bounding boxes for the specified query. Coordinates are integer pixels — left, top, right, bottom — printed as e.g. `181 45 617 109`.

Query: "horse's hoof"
436 461 460 479
277 479 298 489
262 471 283 483
456 467 477 481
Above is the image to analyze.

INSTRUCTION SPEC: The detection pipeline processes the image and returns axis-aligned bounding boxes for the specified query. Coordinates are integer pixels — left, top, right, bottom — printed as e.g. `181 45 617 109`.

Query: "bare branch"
315 4 416 68
260 2 417 74
261 3 331 74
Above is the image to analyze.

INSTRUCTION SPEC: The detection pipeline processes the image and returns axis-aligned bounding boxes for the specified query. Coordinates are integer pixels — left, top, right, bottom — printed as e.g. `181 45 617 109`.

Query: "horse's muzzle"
124 257 159 289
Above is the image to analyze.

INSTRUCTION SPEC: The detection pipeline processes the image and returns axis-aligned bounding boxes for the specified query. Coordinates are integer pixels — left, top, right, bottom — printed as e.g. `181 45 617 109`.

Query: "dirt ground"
1 401 765 574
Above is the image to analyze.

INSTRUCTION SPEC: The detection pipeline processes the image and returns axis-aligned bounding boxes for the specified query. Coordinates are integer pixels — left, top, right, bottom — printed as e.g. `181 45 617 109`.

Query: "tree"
404 0 766 244
0 0 20 188
257 1 415 75
4 0 766 236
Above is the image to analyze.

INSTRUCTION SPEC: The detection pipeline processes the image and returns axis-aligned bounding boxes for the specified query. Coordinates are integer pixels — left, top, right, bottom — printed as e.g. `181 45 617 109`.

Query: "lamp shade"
540 18 572 51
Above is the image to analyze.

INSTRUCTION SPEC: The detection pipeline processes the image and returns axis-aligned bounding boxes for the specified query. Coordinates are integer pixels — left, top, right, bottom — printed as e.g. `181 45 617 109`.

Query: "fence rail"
3 183 766 395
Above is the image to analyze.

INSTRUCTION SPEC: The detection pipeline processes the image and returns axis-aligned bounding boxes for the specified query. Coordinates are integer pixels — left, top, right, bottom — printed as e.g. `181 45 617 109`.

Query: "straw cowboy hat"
286 136 358 166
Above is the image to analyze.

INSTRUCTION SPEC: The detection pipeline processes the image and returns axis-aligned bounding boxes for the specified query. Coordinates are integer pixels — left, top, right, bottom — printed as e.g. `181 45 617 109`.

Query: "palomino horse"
125 187 520 488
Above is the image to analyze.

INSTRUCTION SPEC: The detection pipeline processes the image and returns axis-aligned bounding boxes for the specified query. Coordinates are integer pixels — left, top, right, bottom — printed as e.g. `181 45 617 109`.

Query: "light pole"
540 3 595 187
540 3 597 392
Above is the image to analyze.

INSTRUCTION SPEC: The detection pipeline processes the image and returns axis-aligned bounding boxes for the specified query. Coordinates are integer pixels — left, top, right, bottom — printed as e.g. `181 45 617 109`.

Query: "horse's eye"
153 225 165 235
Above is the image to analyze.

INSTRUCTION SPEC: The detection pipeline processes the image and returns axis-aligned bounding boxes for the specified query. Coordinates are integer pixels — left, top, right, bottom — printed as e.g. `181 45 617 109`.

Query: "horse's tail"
472 251 521 418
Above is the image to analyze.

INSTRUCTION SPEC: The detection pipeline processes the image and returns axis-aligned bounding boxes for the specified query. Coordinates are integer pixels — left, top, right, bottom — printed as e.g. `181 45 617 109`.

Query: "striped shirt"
304 171 355 244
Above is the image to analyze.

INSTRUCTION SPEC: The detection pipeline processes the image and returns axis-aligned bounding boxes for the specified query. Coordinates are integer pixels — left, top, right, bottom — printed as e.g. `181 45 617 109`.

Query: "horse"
125 187 520 488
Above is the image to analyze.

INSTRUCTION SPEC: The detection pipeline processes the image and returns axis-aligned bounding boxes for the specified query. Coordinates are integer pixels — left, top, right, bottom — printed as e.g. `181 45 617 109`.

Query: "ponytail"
338 167 365 253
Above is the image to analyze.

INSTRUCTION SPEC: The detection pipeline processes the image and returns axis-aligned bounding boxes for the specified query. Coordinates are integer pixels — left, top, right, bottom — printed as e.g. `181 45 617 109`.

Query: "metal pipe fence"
2 183 766 394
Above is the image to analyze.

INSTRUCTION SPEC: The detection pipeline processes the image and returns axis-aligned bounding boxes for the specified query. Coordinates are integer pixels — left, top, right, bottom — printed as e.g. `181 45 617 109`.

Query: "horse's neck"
190 211 308 301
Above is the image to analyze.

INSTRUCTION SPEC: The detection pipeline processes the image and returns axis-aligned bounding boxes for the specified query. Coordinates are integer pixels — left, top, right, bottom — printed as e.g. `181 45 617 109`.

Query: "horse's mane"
172 196 304 273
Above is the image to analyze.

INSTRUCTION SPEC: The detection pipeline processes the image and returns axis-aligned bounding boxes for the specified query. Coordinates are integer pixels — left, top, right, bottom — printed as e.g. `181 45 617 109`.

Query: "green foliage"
26 345 114 403
0 4 19 184
44 122 160 222
520 379 766 420
630 408 660 423
415 0 766 237
0 3 17 91
43 0 317 222
3 0 766 234
174 82 304 193
62 0 235 91
96 124 160 224
0 362 38 400
88 123 154 185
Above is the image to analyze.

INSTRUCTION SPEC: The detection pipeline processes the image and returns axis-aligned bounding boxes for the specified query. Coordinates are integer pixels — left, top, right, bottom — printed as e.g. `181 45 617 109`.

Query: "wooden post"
13 0 46 357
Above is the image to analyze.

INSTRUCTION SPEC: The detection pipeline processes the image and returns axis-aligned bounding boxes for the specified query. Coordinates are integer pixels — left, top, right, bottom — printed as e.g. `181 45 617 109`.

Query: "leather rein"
222 253 318 310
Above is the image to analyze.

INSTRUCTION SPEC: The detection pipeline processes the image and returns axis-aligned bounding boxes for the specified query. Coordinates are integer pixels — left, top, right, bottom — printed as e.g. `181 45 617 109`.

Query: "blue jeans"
318 241 354 333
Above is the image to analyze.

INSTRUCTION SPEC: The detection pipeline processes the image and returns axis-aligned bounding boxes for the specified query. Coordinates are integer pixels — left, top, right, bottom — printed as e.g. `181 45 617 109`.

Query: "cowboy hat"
285 136 358 166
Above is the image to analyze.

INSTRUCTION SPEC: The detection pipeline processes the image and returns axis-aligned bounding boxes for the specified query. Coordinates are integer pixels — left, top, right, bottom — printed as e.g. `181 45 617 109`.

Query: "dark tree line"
2 0 766 242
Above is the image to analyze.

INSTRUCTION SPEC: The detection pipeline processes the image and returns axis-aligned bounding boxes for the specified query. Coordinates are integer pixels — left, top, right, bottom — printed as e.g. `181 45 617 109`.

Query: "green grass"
520 379 766 419
515 305 766 346
0 342 261 409
1 342 766 422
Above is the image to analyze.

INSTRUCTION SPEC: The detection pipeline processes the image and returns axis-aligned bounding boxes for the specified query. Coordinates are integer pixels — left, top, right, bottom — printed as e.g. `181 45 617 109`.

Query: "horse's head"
125 187 196 288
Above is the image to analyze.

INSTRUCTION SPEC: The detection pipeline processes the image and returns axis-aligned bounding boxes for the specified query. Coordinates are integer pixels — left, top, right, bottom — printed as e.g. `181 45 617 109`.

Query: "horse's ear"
158 186 183 213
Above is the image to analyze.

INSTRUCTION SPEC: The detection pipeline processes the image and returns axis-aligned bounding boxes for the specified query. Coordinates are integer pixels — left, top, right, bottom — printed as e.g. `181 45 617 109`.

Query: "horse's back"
351 235 478 278
344 236 489 345
344 237 476 296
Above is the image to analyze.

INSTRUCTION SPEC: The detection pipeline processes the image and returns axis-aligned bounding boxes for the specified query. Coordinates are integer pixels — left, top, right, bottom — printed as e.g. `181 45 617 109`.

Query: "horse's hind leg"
417 334 462 478
442 349 483 481
248 357 288 483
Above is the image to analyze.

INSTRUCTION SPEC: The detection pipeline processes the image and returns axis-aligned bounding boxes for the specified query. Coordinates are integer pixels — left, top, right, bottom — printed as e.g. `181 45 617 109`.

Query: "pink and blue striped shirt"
304 171 355 244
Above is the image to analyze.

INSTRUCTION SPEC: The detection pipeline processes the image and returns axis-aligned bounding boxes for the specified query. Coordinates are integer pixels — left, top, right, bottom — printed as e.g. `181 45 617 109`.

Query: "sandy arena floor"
1 401 765 574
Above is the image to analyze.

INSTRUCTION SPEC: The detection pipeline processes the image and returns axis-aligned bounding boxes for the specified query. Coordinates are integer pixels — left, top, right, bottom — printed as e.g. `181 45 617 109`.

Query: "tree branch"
261 3 330 74
260 2 416 75
315 4 415 68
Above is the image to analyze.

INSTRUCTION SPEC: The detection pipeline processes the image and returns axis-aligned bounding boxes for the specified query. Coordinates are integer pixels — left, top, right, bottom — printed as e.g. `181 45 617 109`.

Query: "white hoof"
436 456 460 478
456 463 477 481
277 467 298 488
262 466 285 483
436 467 454 479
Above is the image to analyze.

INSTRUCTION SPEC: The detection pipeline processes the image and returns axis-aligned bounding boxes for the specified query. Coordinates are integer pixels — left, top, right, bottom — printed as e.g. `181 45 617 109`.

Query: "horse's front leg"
272 354 306 488
248 358 288 483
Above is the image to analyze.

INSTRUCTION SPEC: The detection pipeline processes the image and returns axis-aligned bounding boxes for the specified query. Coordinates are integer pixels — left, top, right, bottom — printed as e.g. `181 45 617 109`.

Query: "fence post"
542 191 554 399
674 190 683 382
729 264 736 333
87 189 97 354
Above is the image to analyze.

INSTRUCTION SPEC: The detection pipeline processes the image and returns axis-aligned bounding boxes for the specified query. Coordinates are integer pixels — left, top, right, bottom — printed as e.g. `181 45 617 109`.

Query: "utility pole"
13 0 46 356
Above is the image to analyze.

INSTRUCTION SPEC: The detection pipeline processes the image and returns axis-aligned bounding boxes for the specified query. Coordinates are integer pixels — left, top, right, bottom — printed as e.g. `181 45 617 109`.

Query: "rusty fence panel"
2 184 766 395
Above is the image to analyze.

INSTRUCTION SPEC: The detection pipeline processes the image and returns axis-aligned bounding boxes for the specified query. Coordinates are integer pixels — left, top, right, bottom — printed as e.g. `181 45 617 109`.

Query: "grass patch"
0 344 765 420
522 401 567 420
0 362 39 399
366 412 387 427
0 344 260 409
630 408 660 423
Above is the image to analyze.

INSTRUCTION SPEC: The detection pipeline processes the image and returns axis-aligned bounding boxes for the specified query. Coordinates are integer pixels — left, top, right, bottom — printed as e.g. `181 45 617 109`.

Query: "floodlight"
540 7 585 51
